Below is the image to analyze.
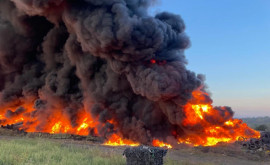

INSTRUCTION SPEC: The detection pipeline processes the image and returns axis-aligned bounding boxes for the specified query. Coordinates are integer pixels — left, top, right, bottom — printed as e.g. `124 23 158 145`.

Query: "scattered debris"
0 125 102 143
240 132 270 153
1 122 23 130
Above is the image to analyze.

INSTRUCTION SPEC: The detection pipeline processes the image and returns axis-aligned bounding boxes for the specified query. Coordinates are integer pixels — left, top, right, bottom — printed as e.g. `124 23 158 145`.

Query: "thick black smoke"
0 0 235 144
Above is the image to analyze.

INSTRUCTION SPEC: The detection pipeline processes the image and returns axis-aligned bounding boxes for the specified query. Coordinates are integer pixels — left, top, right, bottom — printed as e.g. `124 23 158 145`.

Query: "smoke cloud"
0 0 244 145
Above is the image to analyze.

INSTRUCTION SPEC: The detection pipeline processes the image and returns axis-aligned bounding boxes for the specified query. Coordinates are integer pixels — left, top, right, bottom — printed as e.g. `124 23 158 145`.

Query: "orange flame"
0 99 98 136
178 90 260 146
104 134 140 147
152 139 172 149
0 89 260 148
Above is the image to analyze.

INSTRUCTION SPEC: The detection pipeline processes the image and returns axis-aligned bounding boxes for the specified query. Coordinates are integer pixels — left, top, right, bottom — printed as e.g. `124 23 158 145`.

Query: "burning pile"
0 0 259 148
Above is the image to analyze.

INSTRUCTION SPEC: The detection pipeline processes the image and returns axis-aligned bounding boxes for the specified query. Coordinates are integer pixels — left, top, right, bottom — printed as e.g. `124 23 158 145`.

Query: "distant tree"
255 124 268 131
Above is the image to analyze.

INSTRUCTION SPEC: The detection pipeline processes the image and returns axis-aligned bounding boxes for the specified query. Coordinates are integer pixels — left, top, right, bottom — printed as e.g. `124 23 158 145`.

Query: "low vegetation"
0 137 212 165
242 117 270 130
255 124 268 131
0 138 125 165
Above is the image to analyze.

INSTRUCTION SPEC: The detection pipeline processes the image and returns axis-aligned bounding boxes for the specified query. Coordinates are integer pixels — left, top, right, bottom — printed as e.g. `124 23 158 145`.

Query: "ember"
150 59 157 64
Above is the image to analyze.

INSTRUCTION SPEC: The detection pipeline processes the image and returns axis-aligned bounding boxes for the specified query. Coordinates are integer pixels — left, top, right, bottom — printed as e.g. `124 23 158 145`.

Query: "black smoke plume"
0 0 243 145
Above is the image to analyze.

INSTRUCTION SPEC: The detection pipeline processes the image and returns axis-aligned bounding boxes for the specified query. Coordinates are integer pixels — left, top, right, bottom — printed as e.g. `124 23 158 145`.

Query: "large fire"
178 90 260 146
0 0 261 150
0 89 259 148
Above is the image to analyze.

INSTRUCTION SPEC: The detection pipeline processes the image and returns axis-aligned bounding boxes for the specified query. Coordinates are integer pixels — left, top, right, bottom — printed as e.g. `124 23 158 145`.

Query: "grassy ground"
0 127 269 165
0 137 211 165
0 138 125 165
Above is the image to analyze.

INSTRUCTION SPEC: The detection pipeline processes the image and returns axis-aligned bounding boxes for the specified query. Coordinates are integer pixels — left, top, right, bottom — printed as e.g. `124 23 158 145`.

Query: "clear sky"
150 0 270 117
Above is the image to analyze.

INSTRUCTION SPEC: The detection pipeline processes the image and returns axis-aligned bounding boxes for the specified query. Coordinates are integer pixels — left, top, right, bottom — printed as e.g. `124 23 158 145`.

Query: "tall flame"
177 90 260 146
0 100 98 136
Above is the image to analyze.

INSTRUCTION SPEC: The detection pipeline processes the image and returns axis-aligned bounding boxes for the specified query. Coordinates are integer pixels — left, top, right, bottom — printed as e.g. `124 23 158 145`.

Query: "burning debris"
0 0 259 148
241 132 270 151
1 122 23 130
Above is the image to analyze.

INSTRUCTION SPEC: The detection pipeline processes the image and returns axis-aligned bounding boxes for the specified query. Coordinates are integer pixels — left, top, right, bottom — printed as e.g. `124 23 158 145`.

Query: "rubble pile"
241 132 270 151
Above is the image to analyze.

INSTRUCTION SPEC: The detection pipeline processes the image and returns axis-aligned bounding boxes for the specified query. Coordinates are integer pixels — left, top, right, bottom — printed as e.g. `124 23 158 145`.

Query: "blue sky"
150 0 270 117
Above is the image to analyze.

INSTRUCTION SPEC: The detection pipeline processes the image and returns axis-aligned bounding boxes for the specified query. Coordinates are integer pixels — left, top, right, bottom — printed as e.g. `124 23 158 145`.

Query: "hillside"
242 117 270 130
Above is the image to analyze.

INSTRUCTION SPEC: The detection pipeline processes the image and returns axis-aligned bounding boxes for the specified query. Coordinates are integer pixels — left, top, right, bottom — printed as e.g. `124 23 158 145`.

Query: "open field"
0 127 270 165
0 136 200 165
0 137 269 165
0 137 124 165
242 117 270 130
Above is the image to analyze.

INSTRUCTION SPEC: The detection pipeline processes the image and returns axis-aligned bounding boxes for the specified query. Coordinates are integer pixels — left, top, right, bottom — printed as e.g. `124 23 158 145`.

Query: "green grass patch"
0 138 125 165
0 137 217 165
